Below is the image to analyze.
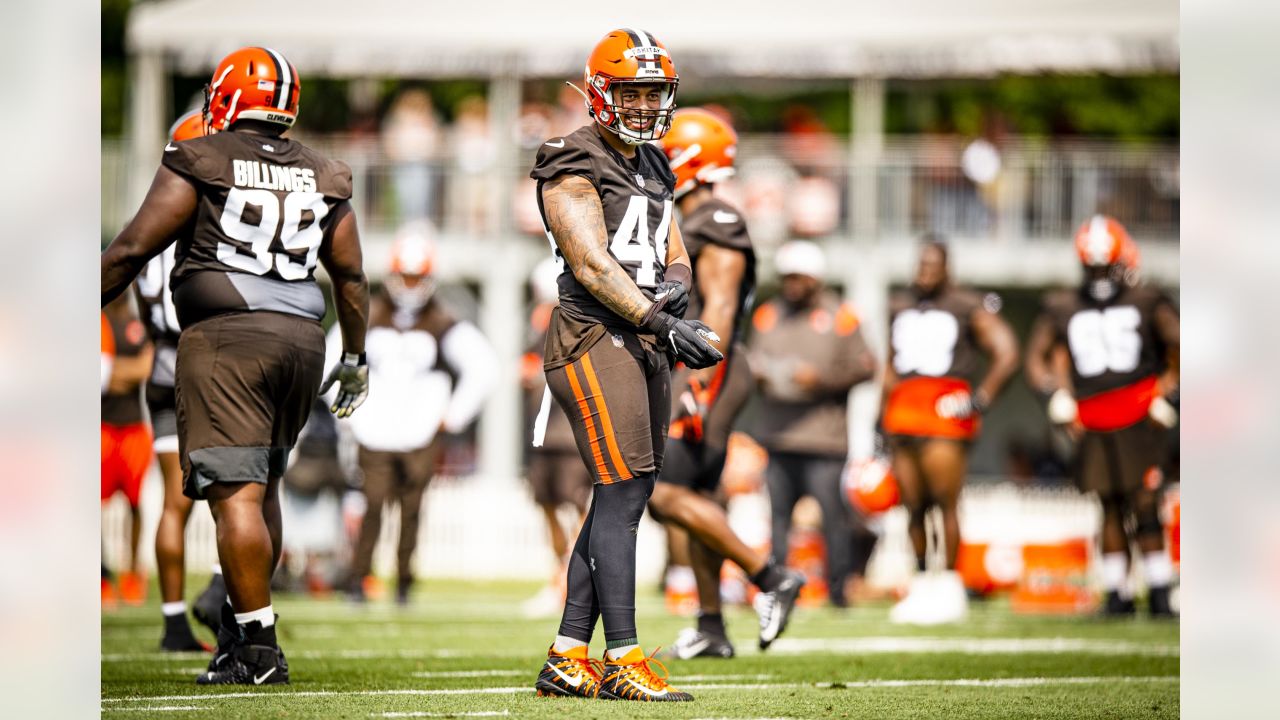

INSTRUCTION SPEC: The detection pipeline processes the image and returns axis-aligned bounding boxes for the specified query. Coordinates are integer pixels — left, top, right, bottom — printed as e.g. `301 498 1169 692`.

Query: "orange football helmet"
1075 215 1140 300
661 108 738 198
203 47 300 132
1074 215 1133 268
386 222 437 310
842 457 900 515
169 110 207 143
580 28 679 145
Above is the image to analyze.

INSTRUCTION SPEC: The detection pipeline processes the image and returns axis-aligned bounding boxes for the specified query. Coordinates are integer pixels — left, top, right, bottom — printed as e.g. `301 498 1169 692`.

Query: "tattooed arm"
542 174 653 325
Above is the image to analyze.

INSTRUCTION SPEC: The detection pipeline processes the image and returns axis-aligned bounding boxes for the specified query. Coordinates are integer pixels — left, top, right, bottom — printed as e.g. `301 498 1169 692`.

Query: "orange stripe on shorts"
580 353 633 481
566 361 613 484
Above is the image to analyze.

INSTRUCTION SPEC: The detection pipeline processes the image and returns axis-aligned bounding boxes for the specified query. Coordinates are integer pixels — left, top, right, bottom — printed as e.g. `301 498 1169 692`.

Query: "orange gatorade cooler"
956 541 1023 595
1011 538 1095 614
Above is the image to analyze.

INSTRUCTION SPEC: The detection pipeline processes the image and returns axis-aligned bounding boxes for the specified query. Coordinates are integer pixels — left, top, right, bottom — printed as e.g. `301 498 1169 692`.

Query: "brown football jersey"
678 197 756 343
1039 284 1175 400
530 124 677 329
161 131 353 328
101 311 148 426
888 285 990 383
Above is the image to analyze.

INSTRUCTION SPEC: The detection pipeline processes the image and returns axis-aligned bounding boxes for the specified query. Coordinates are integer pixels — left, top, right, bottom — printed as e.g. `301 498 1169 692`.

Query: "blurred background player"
749 240 879 608
101 46 371 685
649 108 804 659
530 28 721 703
882 237 1020 625
134 110 226 652
522 256 592 618
101 295 153 607
1024 215 1179 617
336 222 494 605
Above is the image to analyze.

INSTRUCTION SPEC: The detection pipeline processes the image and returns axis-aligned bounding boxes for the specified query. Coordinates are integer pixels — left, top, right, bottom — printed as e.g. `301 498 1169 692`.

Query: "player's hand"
672 378 709 442
652 281 689 319
1148 395 1178 428
645 312 723 369
320 353 369 418
1046 388 1078 425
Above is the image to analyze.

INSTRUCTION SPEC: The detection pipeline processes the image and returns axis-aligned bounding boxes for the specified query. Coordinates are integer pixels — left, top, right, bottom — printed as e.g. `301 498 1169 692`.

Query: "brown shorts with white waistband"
176 311 326 499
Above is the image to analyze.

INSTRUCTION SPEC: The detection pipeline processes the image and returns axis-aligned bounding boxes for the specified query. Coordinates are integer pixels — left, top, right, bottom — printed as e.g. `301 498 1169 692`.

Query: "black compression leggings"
557 473 656 646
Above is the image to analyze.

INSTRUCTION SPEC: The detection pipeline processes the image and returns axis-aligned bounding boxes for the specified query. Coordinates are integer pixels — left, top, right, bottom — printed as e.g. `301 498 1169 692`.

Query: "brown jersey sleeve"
529 134 596 186
160 138 221 187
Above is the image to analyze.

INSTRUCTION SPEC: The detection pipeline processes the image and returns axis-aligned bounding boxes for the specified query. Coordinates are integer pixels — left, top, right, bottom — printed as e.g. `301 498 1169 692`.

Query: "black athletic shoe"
1148 585 1176 618
160 615 211 653
196 642 289 685
192 574 227 637
1101 590 1137 617
396 576 413 606
598 648 693 702
666 628 735 659
754 569 806 650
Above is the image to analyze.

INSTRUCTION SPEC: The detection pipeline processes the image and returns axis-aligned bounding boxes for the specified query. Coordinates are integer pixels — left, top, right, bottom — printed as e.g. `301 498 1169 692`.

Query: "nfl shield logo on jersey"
634 173 646 189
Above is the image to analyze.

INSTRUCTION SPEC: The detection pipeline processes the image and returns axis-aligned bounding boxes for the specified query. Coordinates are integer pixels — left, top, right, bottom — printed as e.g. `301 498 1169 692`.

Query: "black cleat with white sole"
196 642 289 686
666 628 735 660
754 569 805 650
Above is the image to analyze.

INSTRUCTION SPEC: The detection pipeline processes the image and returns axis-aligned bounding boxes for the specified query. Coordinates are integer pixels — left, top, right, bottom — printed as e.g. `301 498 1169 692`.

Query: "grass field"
102 579 1178 718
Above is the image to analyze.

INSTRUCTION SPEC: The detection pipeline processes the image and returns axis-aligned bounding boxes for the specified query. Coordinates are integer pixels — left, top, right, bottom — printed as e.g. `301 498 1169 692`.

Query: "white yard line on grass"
768 636 1179 657
102 676 1177 705
103 706 208 713
414 666 524 671
103 649 469 662
371 707 509 712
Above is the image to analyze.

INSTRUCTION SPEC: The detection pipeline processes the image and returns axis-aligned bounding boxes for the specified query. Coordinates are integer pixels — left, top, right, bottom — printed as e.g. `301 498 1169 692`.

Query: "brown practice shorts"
177 311 326 499
1075 419 1166 500
526 448 593 509
660 345 753 492
544 328 670 485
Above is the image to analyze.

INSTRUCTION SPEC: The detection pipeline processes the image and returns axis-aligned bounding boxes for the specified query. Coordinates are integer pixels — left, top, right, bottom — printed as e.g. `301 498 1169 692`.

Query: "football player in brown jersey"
648 108 804 659
882 238 1020 625
102 47 370 685
134 111 226 653
1025 216 1179 617
529 29 720 703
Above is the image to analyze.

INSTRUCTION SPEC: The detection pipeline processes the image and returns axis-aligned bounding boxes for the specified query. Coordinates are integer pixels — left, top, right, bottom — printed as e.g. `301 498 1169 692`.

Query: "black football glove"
320 352 369 418
651 281 690 319
643 312 723 370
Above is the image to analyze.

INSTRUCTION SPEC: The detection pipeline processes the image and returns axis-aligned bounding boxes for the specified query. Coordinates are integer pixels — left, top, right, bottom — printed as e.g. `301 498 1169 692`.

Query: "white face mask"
386 273 435 314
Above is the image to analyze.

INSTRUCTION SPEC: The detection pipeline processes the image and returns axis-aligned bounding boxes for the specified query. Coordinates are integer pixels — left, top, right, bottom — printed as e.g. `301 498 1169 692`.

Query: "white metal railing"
100 134 1177 249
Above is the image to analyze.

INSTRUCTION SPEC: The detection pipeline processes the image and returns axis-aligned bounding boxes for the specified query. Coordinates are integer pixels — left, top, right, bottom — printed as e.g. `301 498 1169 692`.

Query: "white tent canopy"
129 0 1178 79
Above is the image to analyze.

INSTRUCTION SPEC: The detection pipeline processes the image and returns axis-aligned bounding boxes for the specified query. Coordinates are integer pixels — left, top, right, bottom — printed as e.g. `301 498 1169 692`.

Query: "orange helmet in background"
1074 215 1133 268
661 108 738 199
203 46 300 132
842 457 900 515
581 28 678 145
386 222 437 311
169 110 207 143
1074 214 1140 300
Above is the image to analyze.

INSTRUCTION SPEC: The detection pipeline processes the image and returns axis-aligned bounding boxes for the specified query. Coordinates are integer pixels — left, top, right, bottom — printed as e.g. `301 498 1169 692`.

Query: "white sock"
606 644 639 661
1102 552 1132 599
1143 551 1175 588
161 601 187 617
211 564 223 576
552 635 588 653
234 605 275 628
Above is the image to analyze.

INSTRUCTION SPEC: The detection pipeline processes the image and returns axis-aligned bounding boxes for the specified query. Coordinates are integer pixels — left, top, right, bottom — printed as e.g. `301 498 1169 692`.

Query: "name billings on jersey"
231 159 317 193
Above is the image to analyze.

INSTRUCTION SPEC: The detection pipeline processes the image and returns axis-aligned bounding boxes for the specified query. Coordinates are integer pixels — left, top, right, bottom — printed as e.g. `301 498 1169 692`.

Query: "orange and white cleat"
101 577 118 610
598 647 693 702
534 645 603 699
